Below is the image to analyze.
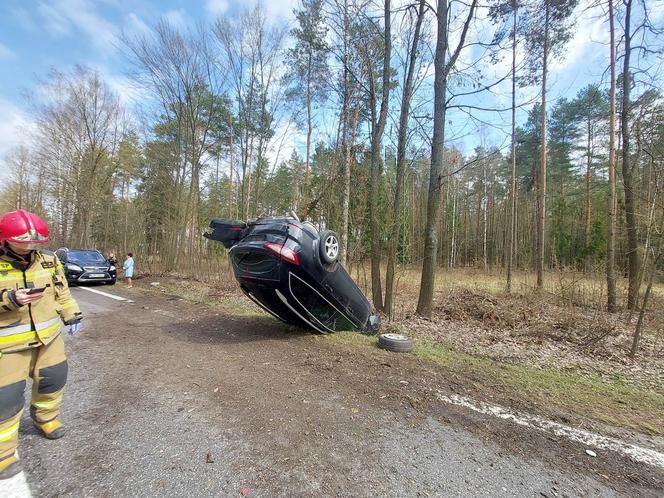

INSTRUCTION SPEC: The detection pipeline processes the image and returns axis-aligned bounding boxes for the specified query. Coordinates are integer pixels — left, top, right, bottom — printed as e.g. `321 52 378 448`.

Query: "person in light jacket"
123 252 134 288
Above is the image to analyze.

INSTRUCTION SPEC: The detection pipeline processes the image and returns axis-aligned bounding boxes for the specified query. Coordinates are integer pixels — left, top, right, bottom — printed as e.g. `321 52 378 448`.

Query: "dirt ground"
16 281 663 497
142 275 664 433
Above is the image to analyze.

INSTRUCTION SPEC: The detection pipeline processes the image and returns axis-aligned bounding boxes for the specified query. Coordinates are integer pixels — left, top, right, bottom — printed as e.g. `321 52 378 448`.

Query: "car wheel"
319 230 340 264
378 333 413 353
108 279 116 285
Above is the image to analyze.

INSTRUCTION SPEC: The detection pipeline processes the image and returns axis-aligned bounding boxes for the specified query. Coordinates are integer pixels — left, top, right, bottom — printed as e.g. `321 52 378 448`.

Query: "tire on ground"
378 333 413 353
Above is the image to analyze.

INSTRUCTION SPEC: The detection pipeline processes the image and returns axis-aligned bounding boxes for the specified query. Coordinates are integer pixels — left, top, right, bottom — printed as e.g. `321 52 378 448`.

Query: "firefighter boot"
32 414 66 439
0 453 21 480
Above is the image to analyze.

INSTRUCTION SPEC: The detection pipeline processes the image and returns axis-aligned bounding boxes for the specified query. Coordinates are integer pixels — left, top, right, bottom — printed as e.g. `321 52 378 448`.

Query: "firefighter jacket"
0 250 81 354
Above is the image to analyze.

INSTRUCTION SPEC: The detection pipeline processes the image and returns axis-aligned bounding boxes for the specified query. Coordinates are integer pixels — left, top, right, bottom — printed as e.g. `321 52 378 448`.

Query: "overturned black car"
204 215 380 334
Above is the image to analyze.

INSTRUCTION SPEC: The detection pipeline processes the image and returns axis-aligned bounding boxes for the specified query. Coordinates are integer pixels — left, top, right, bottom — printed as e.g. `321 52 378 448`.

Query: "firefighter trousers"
0 334 68 461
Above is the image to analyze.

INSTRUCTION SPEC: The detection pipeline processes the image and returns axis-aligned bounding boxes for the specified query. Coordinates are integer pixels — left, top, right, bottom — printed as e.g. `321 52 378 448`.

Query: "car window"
56 250 66 262
289 274 356 331
68 251 107 263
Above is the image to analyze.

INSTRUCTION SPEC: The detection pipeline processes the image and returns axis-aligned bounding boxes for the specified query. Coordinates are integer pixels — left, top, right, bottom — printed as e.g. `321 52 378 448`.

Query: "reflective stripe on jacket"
0 251 81 353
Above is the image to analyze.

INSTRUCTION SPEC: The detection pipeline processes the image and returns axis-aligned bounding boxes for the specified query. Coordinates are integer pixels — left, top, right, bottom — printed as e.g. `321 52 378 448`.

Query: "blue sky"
0 1 298 104
0 0 297 166
0 0 661 174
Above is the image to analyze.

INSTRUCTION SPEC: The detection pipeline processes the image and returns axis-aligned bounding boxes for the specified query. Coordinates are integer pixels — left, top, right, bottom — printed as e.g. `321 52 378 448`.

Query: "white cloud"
106 72 145 107
37 0 119 56
38 1 74 36
206 0 230 16
0 43 16 61
240 0 298 21
267 0 299 20
163 9 188 30
125 12 151 37
653 6 664 23
0 100 36 176
550 1 608 73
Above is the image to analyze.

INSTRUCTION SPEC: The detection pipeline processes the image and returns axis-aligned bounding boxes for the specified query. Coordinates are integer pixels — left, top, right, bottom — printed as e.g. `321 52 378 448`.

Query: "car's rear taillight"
264 242 299 265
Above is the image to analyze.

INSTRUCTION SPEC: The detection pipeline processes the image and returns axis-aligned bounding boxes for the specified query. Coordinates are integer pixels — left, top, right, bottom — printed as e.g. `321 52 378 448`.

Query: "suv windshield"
68 251 107 263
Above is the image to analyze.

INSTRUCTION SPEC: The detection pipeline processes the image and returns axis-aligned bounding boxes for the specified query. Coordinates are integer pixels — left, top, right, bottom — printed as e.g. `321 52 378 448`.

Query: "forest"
1 0 663 351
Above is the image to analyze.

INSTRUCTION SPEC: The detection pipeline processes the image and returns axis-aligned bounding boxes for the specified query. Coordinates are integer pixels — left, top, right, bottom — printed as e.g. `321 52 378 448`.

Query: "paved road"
1 286 659 497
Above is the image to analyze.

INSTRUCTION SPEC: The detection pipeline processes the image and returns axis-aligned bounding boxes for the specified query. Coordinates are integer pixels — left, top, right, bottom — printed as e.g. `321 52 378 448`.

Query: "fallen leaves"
394 289 663 391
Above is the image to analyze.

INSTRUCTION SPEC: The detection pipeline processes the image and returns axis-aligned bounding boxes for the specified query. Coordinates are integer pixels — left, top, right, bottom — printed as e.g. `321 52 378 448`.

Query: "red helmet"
0 209 49 250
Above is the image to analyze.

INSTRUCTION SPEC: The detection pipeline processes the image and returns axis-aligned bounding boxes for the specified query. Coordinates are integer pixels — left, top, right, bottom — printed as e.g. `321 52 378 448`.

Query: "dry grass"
431 288 619 346
356 265 664 342
353 264 664 314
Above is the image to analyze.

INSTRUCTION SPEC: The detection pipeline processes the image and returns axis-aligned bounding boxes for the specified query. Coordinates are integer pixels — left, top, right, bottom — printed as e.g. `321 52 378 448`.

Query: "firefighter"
0 209 82 479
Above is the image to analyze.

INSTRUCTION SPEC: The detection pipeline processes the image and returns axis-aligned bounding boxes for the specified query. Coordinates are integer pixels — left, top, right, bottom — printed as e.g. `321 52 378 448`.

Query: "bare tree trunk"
450 177 457 268
229 119 234 218
507 3 517 292
303 53 313 218
584 119 593 273
607 0 618 311
536 1 550 290
339 0 351 266
474 184 481 265
368 0 391 312
630 255 656 358
621 0 639 310
123 178 129 254
465 191 470 266
482 162 488 270
417 0 450 316
385 0 425 317
417 0 477 316
513 188 518 269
